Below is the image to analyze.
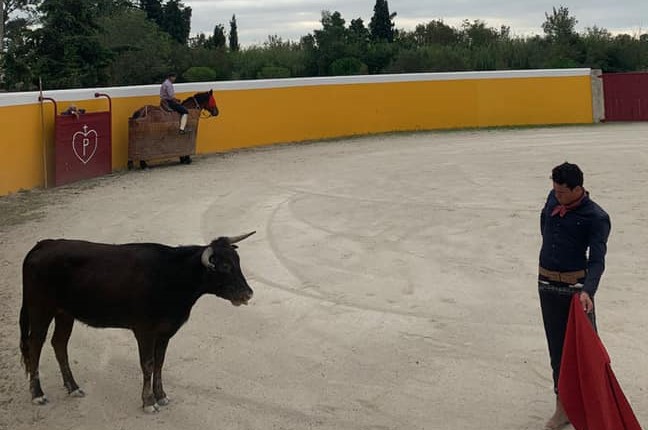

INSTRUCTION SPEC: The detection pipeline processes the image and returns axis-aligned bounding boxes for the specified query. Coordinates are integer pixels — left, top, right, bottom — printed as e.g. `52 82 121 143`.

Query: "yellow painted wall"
201 76 592 155
1 104 46 195
0 74 593 196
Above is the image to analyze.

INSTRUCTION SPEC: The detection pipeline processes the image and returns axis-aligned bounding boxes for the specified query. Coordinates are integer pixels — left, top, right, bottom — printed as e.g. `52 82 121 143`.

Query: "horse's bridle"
190 96 201 110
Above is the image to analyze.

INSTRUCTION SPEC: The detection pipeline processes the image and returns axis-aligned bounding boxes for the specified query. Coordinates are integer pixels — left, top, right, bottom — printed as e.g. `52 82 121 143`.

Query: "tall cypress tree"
229 14 239 51
369 0 396 43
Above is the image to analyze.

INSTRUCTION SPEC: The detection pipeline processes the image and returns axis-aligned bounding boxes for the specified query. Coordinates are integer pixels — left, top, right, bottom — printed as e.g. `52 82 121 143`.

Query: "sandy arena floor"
1 124 647 430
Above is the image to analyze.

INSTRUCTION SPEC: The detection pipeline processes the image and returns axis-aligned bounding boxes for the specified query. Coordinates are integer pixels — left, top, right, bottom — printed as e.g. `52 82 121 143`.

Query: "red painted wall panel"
602 72 648 121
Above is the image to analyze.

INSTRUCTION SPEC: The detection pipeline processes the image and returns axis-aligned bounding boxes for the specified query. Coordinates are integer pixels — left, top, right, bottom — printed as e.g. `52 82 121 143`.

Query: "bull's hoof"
32 395 48 405
143 403 160 414
139 160 148 170
156 397 170 406
70 388 85 398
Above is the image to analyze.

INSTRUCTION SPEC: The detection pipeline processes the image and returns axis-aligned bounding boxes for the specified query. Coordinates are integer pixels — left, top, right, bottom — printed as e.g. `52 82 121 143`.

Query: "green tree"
347 17 370 58
161 0 191 44
262 35 306 77
461 20 504 47
607 34 646 72
349 18 370 45
183 65 217 81
329 57 367 75
385 47 427 73
541 6 582 68
256 65 290 79
581 26 612 70
412 20 460 47
2 16 37 89
298 33 319 76
191 24 226 50
386 44 468 73
231 35 305 79
230 46 266 79
180 43 231 79
499 36 546 70
542 6 577 44
189 32 209 48
1 1 4 51
140 0 163 26
369 0 395 43
97 6 175 85
95 0 135 15
6 3 648 90
1 0 39 51
229 14 239 51
34 0 114 89
1 0 40 89
139 0 191 44
364 41 395 73
210 23 226 49
312 10 349 75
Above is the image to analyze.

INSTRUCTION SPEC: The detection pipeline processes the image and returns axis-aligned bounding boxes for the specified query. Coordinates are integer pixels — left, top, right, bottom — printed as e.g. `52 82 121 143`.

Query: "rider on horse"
160 72 191 134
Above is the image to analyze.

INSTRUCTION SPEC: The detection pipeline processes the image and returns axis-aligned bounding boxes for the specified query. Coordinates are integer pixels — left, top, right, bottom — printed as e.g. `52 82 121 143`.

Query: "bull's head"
201 232 255 306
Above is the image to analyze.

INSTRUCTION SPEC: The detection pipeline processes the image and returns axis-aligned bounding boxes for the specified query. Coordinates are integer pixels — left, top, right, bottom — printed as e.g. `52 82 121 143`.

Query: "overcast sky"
182 1 648 46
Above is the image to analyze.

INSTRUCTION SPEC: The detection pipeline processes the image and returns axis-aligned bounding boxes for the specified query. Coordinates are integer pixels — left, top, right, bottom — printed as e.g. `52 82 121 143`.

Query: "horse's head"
183 90 219 117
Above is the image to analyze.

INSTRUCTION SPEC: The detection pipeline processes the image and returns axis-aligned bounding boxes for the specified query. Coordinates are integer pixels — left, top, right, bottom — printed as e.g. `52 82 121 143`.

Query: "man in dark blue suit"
538 162 611 429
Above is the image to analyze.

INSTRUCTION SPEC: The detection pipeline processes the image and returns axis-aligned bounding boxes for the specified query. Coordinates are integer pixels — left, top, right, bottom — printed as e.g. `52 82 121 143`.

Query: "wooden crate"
128 110 200 164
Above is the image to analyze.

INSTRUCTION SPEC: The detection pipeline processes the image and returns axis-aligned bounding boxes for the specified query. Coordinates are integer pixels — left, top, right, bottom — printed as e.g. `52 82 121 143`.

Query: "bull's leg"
27 311 55 405
51 312 84 397
135 331 158 413
153 337 170 406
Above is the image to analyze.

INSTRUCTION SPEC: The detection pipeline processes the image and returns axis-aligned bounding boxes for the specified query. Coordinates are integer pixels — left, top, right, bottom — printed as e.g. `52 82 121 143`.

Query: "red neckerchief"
551 190 587 217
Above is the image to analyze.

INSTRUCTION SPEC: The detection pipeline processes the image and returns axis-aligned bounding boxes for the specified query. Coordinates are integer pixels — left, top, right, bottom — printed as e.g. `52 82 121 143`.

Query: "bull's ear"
226 231 256 245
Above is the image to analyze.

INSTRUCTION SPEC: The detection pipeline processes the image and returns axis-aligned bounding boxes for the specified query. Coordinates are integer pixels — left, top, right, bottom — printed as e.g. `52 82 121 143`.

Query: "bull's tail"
19 302 30 375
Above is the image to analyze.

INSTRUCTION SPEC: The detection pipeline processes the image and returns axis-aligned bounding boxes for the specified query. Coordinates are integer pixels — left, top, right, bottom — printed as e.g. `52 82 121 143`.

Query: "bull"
19 232 255 412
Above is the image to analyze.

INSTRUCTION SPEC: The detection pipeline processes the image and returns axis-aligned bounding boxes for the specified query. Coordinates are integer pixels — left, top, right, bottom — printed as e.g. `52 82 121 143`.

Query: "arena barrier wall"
0 68 600 196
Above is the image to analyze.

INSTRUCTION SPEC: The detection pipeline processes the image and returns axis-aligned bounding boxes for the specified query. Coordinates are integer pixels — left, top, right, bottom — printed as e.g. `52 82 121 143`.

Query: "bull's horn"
201 246 215 269
226 231 256 244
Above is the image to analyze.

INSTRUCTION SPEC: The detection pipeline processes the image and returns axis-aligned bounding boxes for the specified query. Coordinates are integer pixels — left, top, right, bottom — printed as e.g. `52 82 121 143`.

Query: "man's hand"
579 291 594 313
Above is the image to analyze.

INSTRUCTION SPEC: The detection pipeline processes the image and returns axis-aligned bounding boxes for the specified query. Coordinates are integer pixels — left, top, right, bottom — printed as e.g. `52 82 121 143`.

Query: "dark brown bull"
20 232 255 412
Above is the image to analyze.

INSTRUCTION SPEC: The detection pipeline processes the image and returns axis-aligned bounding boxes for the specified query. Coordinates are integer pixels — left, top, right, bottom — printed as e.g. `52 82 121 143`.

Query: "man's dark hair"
552 162 584 189
167 72 177 78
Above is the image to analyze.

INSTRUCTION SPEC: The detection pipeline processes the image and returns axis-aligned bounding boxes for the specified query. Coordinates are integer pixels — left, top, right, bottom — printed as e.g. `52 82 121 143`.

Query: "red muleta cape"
558 294 642 430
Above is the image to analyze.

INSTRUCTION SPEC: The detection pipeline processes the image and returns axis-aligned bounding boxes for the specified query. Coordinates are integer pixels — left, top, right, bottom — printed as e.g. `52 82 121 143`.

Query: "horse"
129 90 219 168
131 89 219 120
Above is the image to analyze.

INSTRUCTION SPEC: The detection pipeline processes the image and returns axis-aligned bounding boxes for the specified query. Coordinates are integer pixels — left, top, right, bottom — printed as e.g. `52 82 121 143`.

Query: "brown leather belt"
539 267 586 285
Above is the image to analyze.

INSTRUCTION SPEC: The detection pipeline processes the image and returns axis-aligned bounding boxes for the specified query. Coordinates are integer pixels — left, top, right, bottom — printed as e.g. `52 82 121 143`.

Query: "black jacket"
539 190 611 296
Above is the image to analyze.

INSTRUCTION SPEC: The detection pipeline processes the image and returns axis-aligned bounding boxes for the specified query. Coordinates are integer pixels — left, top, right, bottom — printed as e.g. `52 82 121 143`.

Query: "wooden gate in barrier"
602 72 648 121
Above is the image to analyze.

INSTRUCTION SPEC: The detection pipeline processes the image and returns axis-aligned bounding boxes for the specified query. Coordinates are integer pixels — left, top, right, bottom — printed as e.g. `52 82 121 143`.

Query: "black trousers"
167 99 188 115
539 281 596 392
